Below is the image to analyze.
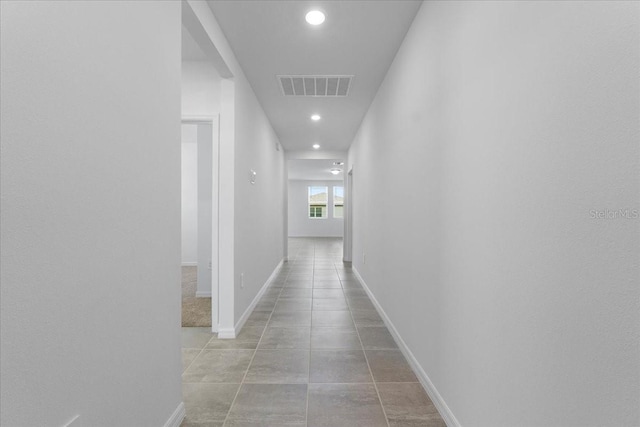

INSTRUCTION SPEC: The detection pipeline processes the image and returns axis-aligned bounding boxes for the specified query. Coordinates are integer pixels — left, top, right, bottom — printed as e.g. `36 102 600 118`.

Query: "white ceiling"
288 159 345 181
207 0 422 151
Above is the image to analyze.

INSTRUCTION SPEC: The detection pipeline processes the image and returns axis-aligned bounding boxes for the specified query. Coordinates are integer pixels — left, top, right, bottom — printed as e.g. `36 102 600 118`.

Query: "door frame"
182 115 220 332
344 166 354 263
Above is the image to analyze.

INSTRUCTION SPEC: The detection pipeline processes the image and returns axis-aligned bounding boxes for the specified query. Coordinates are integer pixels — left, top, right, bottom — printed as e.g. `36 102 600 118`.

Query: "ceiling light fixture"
311 114 321 121
305 10 325 26
313 144 320 149
333 161 344 166
330 168 341 175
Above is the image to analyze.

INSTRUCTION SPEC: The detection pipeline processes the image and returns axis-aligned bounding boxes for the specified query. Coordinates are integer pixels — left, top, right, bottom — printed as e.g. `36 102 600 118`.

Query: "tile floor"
181 237 446 427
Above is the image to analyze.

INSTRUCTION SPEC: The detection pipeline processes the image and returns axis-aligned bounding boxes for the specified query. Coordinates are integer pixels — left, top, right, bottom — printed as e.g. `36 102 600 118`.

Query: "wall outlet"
208 260 212 270
240 272 244 288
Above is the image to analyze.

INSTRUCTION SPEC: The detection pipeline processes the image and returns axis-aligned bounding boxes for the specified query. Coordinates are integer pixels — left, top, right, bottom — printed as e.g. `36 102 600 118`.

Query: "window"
333 186 344 218
308 186 328 218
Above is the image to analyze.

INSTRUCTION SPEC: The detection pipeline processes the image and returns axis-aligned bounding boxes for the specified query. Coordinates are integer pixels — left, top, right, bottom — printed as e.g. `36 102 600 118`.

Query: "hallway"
180 237 445 427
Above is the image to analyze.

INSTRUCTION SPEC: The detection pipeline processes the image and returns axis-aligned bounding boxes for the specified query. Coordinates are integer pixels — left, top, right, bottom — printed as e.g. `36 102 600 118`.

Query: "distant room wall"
288 180 344 237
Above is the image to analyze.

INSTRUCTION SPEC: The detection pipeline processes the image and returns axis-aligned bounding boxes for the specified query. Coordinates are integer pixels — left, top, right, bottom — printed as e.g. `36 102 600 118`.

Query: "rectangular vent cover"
278 75 353 97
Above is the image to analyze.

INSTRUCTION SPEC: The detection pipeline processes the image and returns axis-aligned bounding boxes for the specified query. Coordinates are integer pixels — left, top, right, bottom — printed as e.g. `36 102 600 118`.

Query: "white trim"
352 267 461 427
181 262 197 267
211 114 221 334
181 115 214 123
217 327 236 339
217 78 236 335
232 258 285 336
343 167 353 262
287 236 343 239
163 402 185 427
195 291 212 298
62 415 80 426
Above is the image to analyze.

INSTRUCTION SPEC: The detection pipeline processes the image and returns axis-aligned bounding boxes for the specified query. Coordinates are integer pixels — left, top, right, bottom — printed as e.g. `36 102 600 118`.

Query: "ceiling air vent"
278 75 353 97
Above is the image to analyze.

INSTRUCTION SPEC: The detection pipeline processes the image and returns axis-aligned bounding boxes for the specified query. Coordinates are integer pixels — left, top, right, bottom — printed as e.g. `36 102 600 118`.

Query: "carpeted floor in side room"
181 266 212 327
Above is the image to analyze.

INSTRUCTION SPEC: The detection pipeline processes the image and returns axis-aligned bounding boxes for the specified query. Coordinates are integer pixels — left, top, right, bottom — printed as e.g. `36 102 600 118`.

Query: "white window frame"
308 186 328 219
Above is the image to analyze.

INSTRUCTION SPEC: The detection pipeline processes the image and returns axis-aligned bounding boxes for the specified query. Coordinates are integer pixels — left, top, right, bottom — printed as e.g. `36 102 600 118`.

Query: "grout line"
305 240 316 427
347 276 392 427
181 380 404 385
181 329 220 375
220 264 283 427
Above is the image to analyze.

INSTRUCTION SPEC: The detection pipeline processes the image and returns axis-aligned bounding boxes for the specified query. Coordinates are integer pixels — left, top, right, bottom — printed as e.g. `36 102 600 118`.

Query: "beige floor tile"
313 289 345 298
366 350 418 382
180 420 223 427
274 297 313 312
343 288 367 297
351 309 385 326
225 384 307 427
310 350 372 383
358 326 398 349
259 327 311 349
347 296 377 311
377 382 447 427
244 311 270 328
181 383 239 424
284 280 314 288
182 348 201 372
182 327 214 349
182 350 254 383
269 311 312 327
307 383 387 427
311 310 355 329
311 328 362 349
244 349 310 383
340 280 363 289
204 340 258 350
280 288 313 298
312 298 349 311
313 280 343 289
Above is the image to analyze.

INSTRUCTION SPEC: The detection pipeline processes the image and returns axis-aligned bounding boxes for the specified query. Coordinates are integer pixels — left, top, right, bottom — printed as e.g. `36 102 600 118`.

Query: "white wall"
0 1 183 426
289 180 344 237
186 1 286 333
181 60 221 118
348 2 639 426
232 63 286 324
181 125 198 265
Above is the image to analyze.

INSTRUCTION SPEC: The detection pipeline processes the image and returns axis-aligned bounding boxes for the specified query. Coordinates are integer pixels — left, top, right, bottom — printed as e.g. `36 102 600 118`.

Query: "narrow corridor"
181 237 446 427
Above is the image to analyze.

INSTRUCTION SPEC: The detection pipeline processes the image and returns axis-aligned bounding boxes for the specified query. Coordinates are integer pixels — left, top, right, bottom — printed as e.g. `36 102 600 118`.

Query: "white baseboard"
234 258 285 335
352 267 461 427
288 235 343 238
163 402 185 427
217 327 236 339
181 262 197 267
195 291 212 298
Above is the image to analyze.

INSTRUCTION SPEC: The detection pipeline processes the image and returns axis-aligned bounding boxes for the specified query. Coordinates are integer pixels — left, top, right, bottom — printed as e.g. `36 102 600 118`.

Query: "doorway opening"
180 119 219 330
286 159 346 240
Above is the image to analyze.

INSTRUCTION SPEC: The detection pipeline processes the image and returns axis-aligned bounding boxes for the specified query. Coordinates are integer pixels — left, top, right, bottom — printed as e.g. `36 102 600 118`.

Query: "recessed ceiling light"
330 168 341 175
312 144 320 149
305 10 325 26
311 114 321 121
